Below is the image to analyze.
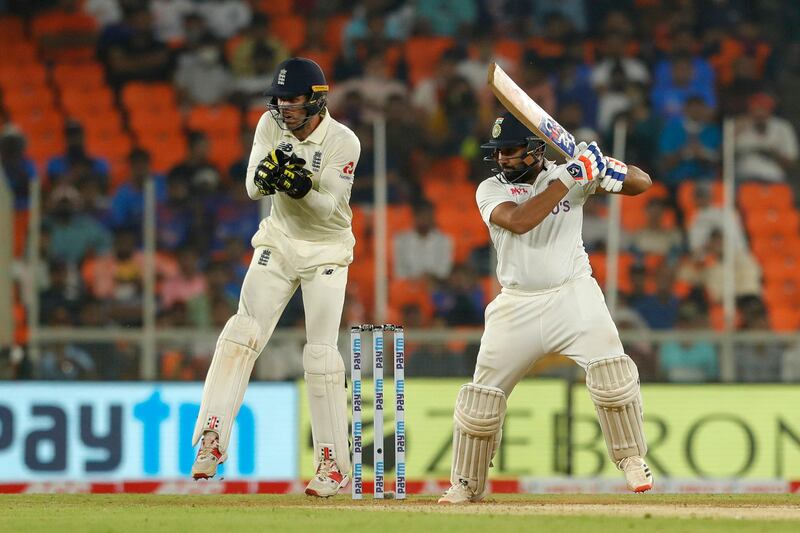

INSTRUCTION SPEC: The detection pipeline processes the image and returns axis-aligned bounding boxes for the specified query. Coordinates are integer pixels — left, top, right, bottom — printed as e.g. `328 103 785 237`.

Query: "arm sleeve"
245 113 274 200
476 179 510 227
294 131 361 219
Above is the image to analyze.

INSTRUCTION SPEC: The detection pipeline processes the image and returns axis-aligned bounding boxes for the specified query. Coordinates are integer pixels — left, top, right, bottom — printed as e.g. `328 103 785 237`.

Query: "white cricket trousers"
474 275 625 396
240 226 352 348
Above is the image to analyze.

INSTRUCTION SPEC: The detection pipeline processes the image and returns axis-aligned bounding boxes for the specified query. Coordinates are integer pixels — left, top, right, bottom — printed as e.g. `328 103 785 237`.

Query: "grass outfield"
2 494 799 532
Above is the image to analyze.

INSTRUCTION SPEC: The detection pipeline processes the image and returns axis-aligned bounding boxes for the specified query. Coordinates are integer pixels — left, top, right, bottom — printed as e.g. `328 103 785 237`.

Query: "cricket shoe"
192 431 227 480
618 456 653 492
437 480 485 504
305 459 349 497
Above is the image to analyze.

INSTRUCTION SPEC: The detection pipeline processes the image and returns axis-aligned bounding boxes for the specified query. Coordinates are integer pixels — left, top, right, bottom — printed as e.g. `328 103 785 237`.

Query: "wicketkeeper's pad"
586 355 648 462
450 383 507 496
193 314 264 453
304 343 351 475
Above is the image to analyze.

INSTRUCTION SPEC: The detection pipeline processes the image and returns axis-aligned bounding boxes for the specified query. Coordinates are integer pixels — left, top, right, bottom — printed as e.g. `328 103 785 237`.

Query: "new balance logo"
277 141 293 152
258 249 271 266
322 268 334 276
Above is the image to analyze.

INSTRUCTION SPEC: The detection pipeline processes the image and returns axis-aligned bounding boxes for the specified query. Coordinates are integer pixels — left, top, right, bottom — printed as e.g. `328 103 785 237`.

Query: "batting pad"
451 383 507 496
193 314 264 453
304 343 351 475
586 355 647 462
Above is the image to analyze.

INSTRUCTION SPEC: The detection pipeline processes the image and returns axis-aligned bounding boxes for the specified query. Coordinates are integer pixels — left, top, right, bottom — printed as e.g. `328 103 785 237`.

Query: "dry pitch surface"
2 494 799 532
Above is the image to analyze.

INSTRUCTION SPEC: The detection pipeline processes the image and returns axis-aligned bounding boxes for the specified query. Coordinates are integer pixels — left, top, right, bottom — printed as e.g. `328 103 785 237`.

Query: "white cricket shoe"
437 480 484 504
192 431 227 480
304 459 349 497
618 456 653 492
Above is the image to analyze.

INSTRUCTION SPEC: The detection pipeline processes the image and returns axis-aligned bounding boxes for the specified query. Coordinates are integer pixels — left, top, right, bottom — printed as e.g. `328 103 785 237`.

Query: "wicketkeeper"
439 113 654 504
191 57 361 498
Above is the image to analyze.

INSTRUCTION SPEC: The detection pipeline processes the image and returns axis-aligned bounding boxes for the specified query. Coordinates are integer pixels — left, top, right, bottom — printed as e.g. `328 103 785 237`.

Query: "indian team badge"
491 117 504 139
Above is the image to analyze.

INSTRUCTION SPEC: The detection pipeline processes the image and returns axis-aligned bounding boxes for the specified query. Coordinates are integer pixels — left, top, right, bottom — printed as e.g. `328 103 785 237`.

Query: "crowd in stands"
2 0 800 382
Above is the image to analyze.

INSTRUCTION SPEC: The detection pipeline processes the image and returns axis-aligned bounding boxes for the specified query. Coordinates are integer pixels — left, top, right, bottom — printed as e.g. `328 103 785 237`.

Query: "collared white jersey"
476 160 597 292
246 110 361 244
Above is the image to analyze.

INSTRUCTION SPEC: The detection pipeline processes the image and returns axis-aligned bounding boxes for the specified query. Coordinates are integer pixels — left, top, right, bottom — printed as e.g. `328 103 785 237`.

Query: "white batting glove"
598 156 628 193
557 141 605 189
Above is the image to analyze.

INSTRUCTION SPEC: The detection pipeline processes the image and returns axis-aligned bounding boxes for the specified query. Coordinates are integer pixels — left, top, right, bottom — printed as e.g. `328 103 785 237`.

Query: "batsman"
439 112 653 504
191 57 360 498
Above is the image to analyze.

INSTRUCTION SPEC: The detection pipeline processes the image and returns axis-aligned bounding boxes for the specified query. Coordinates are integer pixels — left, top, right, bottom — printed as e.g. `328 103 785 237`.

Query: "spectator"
518 52 556 116
677 228 762 305
187 260 238 328
629 264 680 329
156 176 194 251
39 260 83 325
168 131 221 195
555 56 597 129
659 301 719 382
411 48 463 116
735 93 799 183
614 87 662 172
591 34 650 131
735 298 783 382
34 0 98 62
393 202 454 280
559 100 599 145
582 196 607 252
627 198 683 258
105 7 172 87
415 0 477 37
150 0 194 43
44 185 113 265
687 181 747 254
46 120 110 185
658 95 721 187
38 306 97 380
160 247 207 309
652 56 716 120
211 179 259 254
174 15 232 105
328 54 407 120
229 12 288 77
0 125 37 210
719 56 765 117
384 94 424 179
193 0 251 40
110 148 167 230
231 39 281 109
432 265 485 326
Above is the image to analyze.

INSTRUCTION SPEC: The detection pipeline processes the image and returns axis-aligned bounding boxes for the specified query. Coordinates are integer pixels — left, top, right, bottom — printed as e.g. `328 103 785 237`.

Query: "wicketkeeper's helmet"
264 57 328 129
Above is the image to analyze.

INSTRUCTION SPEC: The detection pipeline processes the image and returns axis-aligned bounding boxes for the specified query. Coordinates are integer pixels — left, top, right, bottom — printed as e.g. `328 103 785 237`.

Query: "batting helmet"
265 57 328 129
481 112 546 183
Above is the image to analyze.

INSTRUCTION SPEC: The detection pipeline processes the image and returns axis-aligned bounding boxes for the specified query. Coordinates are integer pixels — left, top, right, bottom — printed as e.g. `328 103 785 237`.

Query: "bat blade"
487 62 577 161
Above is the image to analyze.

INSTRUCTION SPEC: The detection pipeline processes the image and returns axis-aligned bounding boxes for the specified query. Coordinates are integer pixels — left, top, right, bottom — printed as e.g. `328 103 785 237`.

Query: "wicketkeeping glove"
254 149 291 196
557 141 605 189
598 156 628 193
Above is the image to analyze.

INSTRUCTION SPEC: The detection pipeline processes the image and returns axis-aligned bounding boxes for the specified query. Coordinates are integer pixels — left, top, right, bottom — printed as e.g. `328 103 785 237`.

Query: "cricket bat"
487 62 577 162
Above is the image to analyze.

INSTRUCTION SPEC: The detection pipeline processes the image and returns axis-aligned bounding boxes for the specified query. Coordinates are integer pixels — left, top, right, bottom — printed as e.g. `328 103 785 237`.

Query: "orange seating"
620 192 676 231
85 132 132 162
81 112 125 139
422 180 474 208
0 17 25 42
138 136 188 173
493 39 524 64
0 41 38 65
751 234 800 263
769 306 800 332
26 129 66 165
386 204 414 233
60 87 116 118
270 15 306 53
121 82 178 113
2 85 56 112
11 108 64 138
0 63 48 90
480 275 499 305
435 204 489 263
404 37 456 85
389 279 434 320
589 252 636 293
744 207 800 239
208 138 243 172
52 62 106 90
246 106 267 129
298 49 334 77
425 156 470 183
129 107 184 137
347 257 374 315
13 210 29 257
738 182 794 211
677 180 722 221
323 15 349 55
259 0 293 16
187 105 241 136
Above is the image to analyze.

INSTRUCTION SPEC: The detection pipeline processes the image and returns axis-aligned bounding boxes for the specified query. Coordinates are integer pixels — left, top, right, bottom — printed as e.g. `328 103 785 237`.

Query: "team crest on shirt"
312 151 322 172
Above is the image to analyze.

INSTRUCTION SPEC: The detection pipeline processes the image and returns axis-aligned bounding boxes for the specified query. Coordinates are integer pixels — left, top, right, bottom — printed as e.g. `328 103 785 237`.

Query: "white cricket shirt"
476 161 596 292
246 110 361 244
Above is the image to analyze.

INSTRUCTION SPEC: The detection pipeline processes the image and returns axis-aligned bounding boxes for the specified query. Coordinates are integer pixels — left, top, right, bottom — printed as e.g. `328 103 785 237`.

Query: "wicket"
350 324 406 500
